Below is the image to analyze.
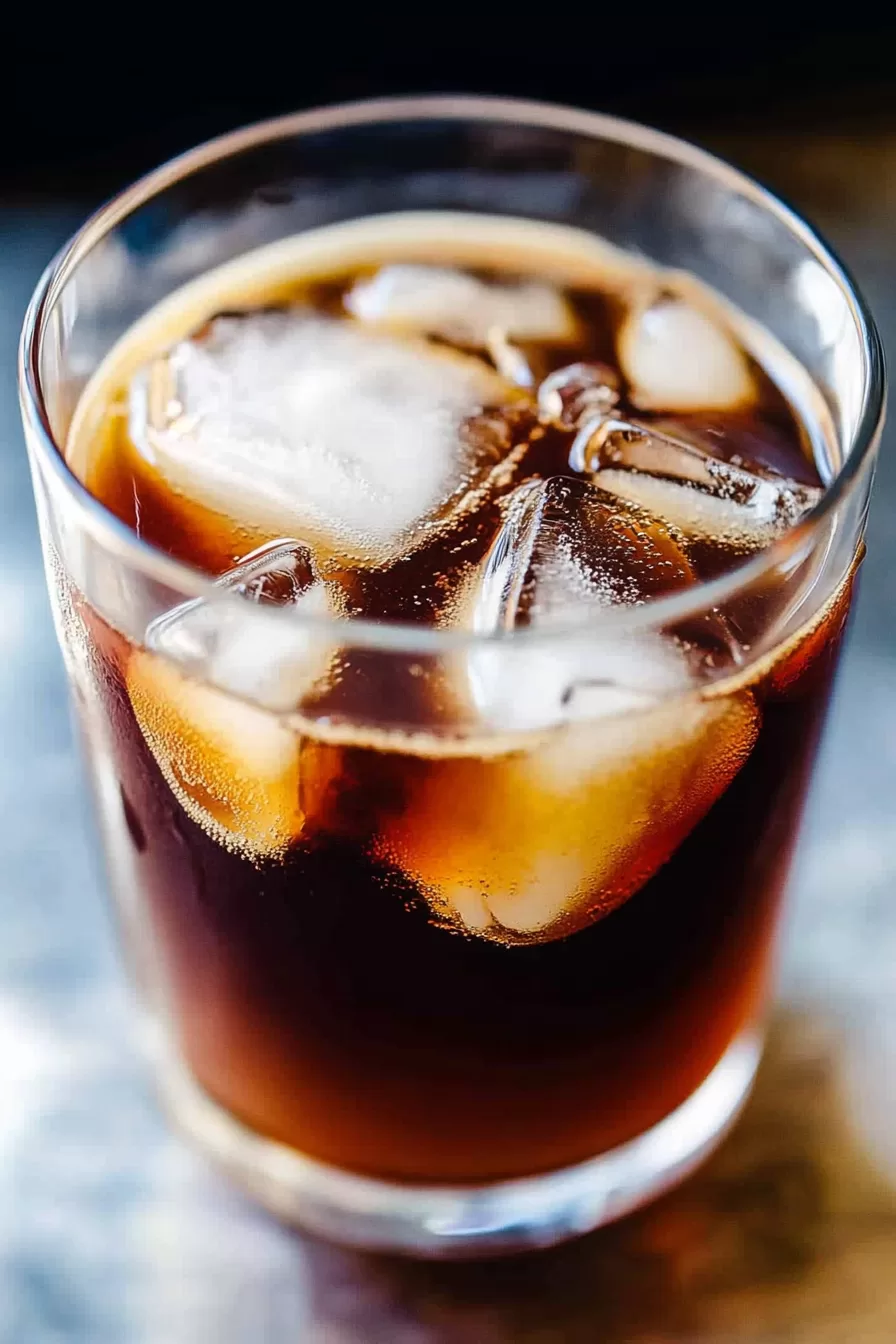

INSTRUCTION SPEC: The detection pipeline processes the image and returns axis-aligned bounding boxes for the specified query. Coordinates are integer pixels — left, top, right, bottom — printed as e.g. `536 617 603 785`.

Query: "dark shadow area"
5 13 896 195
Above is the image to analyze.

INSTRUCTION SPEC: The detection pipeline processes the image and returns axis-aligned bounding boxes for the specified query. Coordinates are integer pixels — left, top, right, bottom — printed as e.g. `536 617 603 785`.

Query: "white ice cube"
145 539 337 712
148 580 335 714
463 619 690 736
129 311 516 567
618 295 757 413
346 264 579 347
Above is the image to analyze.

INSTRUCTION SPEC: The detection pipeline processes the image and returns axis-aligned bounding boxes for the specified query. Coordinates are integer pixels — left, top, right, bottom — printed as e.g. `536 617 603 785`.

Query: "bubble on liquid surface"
128 311 521 567
618 294 757 413
345 264 579 348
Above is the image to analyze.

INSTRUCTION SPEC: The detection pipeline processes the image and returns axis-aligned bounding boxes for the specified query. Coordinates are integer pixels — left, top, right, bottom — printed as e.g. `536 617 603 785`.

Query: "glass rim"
18 93 886 657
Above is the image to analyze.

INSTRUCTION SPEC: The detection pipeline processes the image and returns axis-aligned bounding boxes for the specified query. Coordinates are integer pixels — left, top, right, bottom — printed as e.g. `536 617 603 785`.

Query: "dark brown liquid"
75 589 847 1181
68 246 849 1183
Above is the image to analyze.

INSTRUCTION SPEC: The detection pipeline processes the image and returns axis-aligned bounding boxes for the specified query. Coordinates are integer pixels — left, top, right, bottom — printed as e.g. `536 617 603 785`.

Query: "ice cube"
377 684 759 943
453 474 697 734
536 361 621 429
127 651 303 859
470 474 695 632
378 470 761 941
618 294 757 412
129 311 521 568
126 541 339 858
485 327 535 388
345 264 579 348
578 417 822 547
145 540 337 712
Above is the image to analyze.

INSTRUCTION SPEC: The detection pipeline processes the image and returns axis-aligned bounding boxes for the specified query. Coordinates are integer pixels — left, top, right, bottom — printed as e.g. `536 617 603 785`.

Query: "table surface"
2 134 895 1343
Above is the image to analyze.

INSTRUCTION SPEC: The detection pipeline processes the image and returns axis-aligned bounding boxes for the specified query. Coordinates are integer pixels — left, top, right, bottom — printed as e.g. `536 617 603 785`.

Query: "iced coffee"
58 211 852 1188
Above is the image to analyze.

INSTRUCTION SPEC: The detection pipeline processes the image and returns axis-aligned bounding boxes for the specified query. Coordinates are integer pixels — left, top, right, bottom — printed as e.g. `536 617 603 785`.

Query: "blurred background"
4 12 896 188
2 14 896 1342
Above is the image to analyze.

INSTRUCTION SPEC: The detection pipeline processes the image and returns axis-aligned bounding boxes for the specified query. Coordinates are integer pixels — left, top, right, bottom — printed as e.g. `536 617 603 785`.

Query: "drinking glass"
18 97 884 1256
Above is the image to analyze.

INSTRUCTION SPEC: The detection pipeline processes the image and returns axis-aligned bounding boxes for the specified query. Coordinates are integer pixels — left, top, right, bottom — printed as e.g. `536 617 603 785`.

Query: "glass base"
150 1028 761 1258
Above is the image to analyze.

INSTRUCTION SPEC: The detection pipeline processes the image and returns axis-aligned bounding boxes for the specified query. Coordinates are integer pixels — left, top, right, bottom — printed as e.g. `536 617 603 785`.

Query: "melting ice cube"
536 361 621 429
376 470 760 943
126 541 339 859
145 540 336 712
457 474 695 732
346 264 579 348
375 688 759 940
618 294 757 413
574 416 822 547
129 311 520 568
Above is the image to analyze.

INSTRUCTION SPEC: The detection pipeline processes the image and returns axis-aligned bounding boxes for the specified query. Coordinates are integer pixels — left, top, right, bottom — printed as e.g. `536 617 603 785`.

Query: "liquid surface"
72 215 823 590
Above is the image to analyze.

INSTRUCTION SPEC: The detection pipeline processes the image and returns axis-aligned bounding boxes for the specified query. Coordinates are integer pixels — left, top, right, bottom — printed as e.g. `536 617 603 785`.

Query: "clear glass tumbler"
18 97 884 1257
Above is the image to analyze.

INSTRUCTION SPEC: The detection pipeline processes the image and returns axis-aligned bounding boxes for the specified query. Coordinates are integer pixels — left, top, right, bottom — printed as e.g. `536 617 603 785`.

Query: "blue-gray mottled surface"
2 138 896 1342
